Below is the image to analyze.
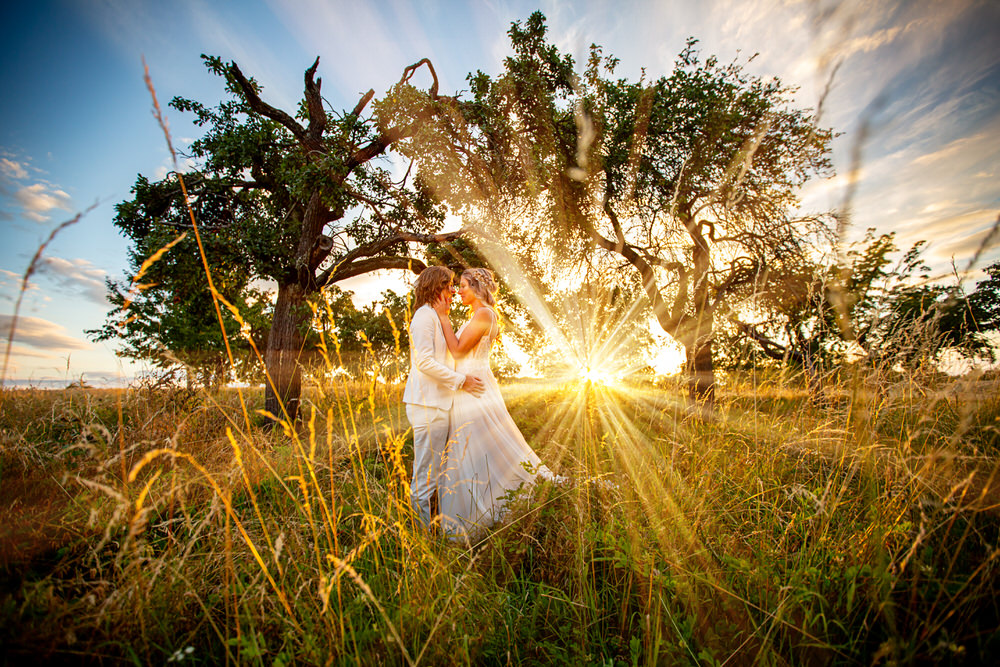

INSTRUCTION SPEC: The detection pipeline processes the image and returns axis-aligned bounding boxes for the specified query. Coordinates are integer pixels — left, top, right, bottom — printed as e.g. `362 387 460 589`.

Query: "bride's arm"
439 308 491 356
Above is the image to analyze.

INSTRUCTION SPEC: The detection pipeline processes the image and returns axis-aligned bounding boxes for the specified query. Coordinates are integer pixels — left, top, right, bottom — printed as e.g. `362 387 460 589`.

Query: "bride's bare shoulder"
470 307 493 324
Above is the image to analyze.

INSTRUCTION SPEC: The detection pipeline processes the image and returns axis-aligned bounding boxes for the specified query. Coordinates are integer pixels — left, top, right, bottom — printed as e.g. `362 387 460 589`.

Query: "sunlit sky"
1 0 998 387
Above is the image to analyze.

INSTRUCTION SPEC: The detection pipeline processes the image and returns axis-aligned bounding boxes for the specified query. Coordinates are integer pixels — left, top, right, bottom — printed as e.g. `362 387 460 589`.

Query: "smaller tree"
966 261 1000 334
395 13 835 403
312 287 411 381
729 231 1000 383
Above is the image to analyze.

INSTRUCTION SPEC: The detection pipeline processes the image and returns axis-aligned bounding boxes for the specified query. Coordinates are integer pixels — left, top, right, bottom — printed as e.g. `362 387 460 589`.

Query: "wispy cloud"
263 0 457 106
14 183 73 222
3 343 56 360
0 267 40 304
935 225 1000 265
0 314 91 351
73 0 175 69
0 149 74 223
35 257 110 306
271 0 399 95
849 110 1000 248
0 157 29 179
185 0 296 107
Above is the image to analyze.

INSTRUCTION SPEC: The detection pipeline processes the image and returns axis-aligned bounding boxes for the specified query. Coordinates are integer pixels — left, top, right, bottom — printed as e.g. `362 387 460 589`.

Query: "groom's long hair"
413 266 455 310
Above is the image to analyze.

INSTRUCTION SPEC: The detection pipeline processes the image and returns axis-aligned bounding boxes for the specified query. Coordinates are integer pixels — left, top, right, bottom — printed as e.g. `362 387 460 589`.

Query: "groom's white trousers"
406 403 450 528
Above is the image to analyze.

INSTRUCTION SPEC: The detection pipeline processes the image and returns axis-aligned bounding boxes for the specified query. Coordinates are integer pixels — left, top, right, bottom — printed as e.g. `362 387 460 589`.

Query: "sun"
578 365 619 387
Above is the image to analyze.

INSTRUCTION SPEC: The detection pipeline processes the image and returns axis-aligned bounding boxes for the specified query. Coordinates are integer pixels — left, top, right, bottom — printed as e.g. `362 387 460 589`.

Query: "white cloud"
0 150 75 223
0 314 92 351
153 153 198 180
0 157 28 179
35 257 110 306
12 182 73 222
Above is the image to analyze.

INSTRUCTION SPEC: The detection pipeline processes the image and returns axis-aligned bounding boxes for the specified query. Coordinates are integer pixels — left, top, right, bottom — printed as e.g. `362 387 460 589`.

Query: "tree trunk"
264 282 307 422
684 328 715 404
686 223 715 404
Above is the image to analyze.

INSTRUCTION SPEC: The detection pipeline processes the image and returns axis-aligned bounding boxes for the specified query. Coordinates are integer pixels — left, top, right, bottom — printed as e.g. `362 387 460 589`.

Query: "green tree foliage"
89 175 271 388
94 55 463 417
722 231 897 380
966 261 1000 333
859 253 1000 369
729 231 1000 381
311 287 411 381
390 12 834 403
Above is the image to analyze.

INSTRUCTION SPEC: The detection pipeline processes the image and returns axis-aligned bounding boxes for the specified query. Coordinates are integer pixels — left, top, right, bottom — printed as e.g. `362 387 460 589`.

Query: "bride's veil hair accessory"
462 267 497 306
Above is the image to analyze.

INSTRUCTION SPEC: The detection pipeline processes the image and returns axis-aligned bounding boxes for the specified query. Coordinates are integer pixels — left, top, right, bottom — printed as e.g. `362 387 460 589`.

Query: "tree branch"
584 195 686 335
603 198 628 254
303 57 327 145
346 120 423 173
324 256 429 284
316 229 465 287
730 316 803 364
229 62 313 150
309 235 334 272
351 89 375 118
399 58 440 99
710 257 760 309
344 58 444 174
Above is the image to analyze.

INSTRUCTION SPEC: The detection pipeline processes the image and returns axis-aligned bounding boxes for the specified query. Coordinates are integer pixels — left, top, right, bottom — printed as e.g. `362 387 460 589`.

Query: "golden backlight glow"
578 365 619 387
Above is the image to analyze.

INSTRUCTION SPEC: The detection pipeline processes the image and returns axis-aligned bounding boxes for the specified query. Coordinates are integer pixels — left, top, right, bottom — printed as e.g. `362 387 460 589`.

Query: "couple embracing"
403 266 557 539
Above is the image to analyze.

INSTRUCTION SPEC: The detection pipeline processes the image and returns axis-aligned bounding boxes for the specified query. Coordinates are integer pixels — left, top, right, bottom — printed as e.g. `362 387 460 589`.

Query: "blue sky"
1 0 998 386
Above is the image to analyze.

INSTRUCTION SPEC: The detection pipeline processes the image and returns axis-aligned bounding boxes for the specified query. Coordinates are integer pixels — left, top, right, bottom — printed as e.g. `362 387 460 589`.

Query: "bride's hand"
432 293 451 318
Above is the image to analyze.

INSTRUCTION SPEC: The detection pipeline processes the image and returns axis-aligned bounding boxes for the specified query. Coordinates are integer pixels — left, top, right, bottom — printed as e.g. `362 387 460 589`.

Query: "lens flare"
578 365 619 386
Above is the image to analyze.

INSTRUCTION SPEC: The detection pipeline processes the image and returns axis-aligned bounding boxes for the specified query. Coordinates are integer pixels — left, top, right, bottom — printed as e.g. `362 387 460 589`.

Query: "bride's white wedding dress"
439 307 556 538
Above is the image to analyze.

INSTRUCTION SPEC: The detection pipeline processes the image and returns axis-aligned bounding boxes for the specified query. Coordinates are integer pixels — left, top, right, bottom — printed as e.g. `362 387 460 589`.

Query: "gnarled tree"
730 232 1000 380
400 13 834 402
96 55 462 419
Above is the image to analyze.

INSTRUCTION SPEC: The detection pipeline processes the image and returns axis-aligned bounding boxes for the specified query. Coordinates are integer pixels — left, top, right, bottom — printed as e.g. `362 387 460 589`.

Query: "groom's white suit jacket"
403 304 466 410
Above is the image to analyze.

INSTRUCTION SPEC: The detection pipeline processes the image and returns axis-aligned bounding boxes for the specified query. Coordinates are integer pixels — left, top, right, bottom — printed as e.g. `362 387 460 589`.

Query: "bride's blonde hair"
462 267 497 307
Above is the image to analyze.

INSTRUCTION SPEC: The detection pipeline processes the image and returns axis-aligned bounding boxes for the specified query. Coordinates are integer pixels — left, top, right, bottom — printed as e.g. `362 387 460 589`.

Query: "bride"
435 267 558 538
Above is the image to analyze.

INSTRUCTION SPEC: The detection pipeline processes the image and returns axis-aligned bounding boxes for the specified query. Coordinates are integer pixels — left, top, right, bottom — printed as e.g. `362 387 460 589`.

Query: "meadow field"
1 368 998 665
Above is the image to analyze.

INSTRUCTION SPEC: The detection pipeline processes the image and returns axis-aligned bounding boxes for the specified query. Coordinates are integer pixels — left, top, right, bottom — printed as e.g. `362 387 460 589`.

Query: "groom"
403 266 483 528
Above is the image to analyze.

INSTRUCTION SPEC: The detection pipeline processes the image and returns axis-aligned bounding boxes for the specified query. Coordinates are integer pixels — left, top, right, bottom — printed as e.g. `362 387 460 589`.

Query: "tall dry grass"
2 44 998 667
1 346 998 664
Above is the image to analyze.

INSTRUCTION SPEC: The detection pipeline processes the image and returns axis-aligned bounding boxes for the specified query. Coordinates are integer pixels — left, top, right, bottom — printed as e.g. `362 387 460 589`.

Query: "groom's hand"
462 374 485 396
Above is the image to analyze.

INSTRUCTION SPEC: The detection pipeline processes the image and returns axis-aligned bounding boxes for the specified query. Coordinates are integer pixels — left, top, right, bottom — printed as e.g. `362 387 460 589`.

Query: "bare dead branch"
351 89 375 118
304 57 327 145
229 62 312 149
324 256 429 284
400 58 439 99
